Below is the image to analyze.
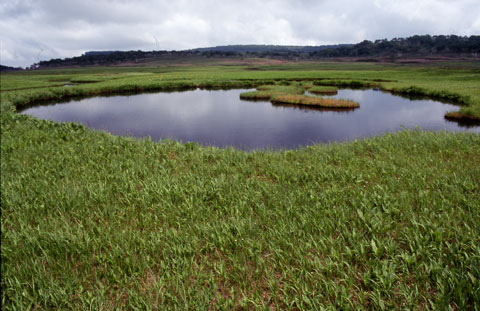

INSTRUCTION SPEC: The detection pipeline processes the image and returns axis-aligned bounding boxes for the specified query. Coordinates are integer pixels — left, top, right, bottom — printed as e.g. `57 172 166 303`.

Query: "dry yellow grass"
270 94 359 108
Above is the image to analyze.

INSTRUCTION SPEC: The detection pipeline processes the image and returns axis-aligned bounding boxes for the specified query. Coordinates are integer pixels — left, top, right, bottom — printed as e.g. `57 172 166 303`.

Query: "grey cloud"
1 0 479 67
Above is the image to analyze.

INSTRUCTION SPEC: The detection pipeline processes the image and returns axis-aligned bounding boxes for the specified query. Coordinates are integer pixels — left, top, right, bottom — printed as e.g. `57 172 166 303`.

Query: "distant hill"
311 35 480 58
35 50 184 68
0 65 23 72
190 44 352 53
34 35 480 68
83 51 118 56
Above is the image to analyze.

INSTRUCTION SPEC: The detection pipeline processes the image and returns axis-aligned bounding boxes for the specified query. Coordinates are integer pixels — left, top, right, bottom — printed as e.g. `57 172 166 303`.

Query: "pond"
20 88 479 150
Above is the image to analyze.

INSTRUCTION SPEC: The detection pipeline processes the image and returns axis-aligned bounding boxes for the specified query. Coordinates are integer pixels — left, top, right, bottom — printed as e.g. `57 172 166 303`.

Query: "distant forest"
0 65 23 72
32 35 480 68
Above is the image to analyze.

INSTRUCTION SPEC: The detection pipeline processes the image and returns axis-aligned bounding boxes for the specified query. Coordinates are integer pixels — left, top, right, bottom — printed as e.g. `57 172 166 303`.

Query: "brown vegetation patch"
445 111 480 123
271 95 360 109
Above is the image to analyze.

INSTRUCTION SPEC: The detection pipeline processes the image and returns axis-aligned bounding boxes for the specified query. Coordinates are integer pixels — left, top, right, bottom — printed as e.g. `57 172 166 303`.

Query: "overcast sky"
1 0 479 67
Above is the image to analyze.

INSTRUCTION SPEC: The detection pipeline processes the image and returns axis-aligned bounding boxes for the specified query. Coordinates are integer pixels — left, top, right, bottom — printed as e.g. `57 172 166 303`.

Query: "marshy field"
1 60 480 309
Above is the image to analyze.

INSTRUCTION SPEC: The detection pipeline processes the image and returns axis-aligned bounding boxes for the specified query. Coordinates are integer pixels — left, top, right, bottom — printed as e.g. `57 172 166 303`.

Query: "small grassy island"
271 94 359 108
240 84 359 108
239 85 305 100
307 85 339 95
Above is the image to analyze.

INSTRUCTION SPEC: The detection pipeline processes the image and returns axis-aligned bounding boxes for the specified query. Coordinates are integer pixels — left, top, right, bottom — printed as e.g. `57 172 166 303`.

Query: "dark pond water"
20 88 479 149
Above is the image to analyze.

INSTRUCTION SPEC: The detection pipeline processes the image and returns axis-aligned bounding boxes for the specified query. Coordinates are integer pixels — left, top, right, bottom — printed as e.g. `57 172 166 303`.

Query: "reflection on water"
20 88 479 150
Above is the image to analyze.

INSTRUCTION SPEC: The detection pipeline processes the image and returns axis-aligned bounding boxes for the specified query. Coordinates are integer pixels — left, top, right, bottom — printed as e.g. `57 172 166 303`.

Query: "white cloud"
1 0 478 67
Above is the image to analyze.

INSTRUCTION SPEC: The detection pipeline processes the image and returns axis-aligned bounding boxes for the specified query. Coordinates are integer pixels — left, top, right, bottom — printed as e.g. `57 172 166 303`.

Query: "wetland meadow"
1 61 480 309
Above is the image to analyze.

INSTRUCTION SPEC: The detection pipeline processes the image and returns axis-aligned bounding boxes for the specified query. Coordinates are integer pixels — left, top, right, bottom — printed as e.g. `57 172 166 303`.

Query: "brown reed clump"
270 95 359 109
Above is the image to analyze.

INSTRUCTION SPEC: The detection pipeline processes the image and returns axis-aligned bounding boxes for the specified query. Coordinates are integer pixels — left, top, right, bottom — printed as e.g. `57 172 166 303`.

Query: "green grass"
1 60 480 310
239 85 305 100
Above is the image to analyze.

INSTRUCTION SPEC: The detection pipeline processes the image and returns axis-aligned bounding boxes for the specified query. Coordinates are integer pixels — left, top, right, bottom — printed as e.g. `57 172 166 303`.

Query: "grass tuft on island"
239 84 304 100
271 94 360 108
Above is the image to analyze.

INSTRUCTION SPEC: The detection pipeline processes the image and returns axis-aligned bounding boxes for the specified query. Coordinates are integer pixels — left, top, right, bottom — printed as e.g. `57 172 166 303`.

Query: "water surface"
20 89 479 149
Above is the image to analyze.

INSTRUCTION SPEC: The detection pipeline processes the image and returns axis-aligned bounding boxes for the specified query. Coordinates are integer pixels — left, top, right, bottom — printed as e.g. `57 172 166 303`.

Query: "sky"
1 0 479 67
